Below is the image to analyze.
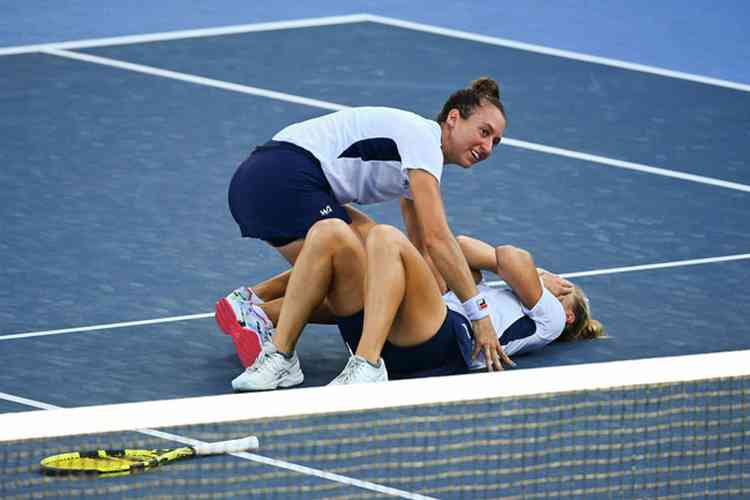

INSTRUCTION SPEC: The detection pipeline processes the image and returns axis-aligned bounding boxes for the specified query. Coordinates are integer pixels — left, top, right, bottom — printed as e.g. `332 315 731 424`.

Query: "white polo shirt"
273 107 444 205
443 283 566 368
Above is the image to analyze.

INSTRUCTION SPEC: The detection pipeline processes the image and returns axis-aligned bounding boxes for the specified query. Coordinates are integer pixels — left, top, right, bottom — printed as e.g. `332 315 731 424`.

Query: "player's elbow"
495 245 533 271
495 244 521 262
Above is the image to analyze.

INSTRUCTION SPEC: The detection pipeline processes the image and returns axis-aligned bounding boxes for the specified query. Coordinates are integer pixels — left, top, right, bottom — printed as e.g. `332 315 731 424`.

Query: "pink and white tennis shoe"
215 287 274 367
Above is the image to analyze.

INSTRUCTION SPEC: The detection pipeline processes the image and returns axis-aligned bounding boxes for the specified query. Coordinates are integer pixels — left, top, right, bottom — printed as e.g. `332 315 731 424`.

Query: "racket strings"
38 437 255 477
42 450 160 474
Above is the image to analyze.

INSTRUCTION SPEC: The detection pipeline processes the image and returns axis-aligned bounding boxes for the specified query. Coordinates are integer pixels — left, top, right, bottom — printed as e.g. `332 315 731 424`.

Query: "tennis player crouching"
222 77 510 372
221 220 604 390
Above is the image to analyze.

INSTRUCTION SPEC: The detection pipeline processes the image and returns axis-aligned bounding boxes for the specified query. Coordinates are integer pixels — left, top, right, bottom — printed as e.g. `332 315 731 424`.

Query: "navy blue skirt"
335 308 471 379
228 141 351 247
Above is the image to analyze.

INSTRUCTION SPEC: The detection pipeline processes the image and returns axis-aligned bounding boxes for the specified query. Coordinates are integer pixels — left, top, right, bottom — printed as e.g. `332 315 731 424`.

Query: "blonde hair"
557 286 605 342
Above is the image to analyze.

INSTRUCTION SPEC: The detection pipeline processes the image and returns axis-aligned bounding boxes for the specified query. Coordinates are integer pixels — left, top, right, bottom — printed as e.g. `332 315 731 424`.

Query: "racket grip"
193 435 259 455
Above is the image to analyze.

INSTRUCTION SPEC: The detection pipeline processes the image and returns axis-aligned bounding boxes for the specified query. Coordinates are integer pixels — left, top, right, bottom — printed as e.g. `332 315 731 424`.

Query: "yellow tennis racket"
40 435 259 477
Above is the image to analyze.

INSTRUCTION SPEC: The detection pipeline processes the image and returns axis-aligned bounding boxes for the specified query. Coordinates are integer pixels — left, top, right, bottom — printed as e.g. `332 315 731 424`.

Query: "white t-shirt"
273 107 444 205
443 282 566 369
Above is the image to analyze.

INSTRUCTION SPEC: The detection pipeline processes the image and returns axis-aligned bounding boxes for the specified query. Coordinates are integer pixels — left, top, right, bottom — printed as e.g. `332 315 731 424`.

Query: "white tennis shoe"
215 287 274 367
228 286 263 305
231 342 304 391
328 355 388 385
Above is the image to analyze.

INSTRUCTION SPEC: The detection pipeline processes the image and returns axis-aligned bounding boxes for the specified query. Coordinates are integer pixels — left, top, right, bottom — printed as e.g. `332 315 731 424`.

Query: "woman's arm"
407 169 510 371
407 170 482 303
494 245 543 310
456 235 496 277
400 197 447 293
456 235 541 309
457 235 573 307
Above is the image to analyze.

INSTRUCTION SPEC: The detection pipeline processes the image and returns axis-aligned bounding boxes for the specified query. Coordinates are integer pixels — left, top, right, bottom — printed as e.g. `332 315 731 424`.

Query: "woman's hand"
539 269 574 300
471 316 514 371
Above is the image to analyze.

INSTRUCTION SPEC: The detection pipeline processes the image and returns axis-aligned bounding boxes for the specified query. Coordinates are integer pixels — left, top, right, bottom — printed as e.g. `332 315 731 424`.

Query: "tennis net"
1 350 748 499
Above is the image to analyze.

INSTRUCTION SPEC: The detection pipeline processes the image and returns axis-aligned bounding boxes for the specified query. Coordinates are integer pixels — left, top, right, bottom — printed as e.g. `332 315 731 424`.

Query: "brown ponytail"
470 77 500 100
437 76 507 123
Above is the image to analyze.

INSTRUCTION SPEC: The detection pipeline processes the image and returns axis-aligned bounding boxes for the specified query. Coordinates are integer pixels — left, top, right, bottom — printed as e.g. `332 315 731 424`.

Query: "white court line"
486 253 750 287
0 392 59 411
39 48 750 194
0 14 370 56
556 253 750 279
2 253 748 341
502 138 750 193
2 13 749 94
0 393 433 500
41 48 346 112
365 15 750 93
0 313 215 340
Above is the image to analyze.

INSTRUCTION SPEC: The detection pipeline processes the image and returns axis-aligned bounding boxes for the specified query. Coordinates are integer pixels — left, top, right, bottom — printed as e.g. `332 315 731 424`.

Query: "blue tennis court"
1 3 749 498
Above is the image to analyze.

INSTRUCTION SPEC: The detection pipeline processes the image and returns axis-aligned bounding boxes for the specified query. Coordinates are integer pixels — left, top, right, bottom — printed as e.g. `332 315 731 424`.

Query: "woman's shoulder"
361 107 441 149
351 106 434 126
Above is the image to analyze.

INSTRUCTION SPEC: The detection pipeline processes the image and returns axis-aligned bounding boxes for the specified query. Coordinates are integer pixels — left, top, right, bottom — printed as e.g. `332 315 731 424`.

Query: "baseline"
2 13 748 94
0 14 369 56
366 15 750 93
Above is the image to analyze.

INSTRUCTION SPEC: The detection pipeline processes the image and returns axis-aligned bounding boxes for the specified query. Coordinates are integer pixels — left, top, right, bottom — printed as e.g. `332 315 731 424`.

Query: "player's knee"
308 218 358 248
309 218 349 238
366 224 405 251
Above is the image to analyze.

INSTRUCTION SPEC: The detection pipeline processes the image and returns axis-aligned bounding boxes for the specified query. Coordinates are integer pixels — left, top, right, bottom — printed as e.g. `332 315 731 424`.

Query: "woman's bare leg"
272 219 366 354
258 298 336 326
250 270 291 302
250 206 374 313
271 206 374 266
355 225 448 364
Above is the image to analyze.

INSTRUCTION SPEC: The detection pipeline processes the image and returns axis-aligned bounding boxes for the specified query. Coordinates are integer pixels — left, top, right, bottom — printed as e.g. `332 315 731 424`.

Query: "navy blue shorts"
335 308 472 379
228 141 351 247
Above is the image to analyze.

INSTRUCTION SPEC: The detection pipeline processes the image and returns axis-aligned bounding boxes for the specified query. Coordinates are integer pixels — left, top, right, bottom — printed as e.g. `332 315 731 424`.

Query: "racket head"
40 447 194 477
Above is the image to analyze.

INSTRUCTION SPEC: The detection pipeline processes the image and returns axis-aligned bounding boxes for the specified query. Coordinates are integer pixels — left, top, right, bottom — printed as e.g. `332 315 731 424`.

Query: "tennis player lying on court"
217 220 604 389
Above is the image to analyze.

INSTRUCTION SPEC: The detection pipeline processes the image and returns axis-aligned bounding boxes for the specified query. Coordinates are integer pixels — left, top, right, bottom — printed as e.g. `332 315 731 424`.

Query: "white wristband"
462 294 490 321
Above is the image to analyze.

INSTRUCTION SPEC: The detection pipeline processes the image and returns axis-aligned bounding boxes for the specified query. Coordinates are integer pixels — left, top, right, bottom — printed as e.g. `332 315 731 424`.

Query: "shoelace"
248 346 286 373
260 327 276 345
334 357 368 384
234 287 252 302
238 301 253 323
235 286 264 306
240 303 272 335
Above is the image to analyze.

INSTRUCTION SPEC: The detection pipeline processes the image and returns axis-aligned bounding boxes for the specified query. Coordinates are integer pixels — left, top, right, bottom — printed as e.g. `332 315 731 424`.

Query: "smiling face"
440 102 506 168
